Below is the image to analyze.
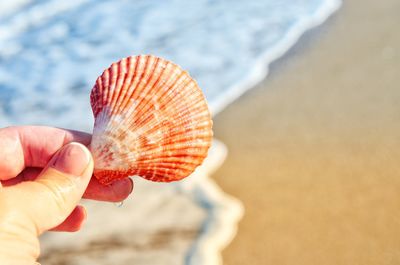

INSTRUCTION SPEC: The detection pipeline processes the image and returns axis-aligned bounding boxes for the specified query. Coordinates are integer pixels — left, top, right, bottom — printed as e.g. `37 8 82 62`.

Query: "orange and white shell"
89 55 213 185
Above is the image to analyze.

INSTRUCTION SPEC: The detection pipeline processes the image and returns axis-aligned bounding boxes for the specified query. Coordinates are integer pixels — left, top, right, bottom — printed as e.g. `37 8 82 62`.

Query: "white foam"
179 140 244 264
0 0 32 17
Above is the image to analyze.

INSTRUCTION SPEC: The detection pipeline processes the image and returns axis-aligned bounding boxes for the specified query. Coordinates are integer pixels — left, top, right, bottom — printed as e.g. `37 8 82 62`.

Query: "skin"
0 126 134 264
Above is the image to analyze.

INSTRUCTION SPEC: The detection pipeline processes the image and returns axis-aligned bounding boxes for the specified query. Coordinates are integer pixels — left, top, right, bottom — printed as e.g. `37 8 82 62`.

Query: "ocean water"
0 0 341 128
0 0 341 264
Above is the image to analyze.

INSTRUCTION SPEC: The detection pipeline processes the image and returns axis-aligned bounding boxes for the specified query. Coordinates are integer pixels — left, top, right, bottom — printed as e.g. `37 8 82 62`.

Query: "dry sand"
213 0 400 264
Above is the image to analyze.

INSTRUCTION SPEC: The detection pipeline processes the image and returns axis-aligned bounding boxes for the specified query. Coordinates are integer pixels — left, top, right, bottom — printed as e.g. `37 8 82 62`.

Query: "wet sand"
213 0 400 264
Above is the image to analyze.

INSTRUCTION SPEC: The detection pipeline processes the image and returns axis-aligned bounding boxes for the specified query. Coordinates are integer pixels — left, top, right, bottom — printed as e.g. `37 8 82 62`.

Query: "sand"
213 0 400 264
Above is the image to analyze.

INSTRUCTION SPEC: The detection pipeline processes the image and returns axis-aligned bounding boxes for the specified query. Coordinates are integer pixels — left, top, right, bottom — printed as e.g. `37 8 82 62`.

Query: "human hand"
0 126 134 264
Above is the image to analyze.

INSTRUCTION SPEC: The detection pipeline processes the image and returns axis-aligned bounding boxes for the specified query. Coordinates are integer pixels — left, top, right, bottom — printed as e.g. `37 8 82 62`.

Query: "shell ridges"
90 55 213 185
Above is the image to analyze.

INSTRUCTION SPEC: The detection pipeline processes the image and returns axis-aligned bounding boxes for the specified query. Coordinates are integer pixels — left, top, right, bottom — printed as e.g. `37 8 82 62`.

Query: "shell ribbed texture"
90 55 213 185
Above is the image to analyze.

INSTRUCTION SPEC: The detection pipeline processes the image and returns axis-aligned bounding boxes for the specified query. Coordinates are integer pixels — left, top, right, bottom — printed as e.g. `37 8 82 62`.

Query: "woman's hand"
0 126 133 264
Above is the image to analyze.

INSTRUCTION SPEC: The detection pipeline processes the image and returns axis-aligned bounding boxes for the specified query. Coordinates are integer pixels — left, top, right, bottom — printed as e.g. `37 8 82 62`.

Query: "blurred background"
1 0 400 264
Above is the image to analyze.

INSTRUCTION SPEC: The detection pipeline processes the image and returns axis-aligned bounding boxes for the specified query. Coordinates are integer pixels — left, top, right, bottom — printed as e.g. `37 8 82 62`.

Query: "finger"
0 126 91 180
0 167 42 187
9 142 93 234
83 177 133 202
3 168 134 202
50 205 87 232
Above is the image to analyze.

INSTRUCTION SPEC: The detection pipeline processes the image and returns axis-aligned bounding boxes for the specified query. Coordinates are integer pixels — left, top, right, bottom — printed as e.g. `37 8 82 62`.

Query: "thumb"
15 142 93 234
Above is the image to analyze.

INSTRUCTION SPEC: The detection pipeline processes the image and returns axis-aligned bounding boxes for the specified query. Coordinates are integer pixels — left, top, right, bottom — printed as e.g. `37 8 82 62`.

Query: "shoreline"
209 0 342 116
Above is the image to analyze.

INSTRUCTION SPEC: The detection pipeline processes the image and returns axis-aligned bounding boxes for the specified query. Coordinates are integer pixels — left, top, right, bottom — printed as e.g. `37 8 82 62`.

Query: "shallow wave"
0 0 340 127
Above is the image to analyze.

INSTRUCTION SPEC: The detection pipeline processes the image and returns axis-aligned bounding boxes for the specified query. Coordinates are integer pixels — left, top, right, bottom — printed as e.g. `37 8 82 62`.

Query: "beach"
1 0 398 264
213 0 400 264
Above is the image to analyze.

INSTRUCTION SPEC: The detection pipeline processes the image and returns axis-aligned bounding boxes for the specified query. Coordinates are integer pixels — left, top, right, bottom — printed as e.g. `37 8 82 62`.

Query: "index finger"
0 126 91 180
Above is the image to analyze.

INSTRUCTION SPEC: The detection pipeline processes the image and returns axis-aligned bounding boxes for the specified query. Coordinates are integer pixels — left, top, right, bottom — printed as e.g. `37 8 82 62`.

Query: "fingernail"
52 143 91 176
128 178 134 194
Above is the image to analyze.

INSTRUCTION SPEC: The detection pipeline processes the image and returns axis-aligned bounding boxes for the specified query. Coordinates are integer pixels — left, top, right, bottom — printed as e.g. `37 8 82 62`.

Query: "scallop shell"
89 55 213 185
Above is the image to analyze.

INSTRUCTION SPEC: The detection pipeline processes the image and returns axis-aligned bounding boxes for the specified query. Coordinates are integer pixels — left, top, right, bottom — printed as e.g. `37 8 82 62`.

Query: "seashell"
89 55 213 185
